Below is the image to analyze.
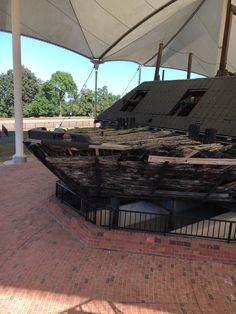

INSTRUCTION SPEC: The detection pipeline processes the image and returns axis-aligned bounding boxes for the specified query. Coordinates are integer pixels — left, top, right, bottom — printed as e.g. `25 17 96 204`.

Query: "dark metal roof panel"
98 76 236 137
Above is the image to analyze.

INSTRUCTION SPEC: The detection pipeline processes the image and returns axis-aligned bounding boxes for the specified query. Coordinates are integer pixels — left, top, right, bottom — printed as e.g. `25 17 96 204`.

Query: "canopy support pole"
91 59 104 122
11 0 26 164
154 43 163 81
187 53 192 79
138 65 142 85
162 69 165 80
218 0 233 76
94 64 99 119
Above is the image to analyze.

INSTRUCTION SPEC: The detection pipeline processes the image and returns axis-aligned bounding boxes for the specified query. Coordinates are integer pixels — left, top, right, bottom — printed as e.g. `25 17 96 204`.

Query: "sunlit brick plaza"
0 160 236 314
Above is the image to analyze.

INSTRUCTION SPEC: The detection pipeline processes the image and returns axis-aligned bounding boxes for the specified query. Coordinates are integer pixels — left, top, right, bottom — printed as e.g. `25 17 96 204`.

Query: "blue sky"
0 31 202 96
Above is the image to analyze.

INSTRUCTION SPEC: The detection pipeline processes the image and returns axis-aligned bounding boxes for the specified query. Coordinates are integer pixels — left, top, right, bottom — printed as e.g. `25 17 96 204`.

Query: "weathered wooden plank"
89 143 131 151
148 155 236 166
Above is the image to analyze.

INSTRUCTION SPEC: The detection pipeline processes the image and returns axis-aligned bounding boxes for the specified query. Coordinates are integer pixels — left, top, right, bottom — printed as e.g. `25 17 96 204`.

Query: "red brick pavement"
0 160 236 314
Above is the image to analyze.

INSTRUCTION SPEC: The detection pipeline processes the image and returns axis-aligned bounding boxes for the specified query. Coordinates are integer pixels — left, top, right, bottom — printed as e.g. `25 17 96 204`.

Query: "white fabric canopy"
0 0 235 76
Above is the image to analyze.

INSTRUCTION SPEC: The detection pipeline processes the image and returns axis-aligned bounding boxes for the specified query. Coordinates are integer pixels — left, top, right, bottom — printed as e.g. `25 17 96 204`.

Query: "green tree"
22 68 41 104
23 93 58 117
49 71 78 116
0 67 41 117
24 72 78 117
23 81 60 117
97 86 120 115
76 87 94 116
73 86 120 117
0 70 14 117
0 67 120 118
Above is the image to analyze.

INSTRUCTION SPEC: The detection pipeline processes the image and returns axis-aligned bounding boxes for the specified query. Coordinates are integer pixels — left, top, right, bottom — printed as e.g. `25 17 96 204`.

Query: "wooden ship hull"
25 76 236 204
24 125 236 204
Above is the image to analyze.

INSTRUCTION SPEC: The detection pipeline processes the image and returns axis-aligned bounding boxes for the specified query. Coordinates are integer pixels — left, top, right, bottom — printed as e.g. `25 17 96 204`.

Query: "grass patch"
0 131 30 162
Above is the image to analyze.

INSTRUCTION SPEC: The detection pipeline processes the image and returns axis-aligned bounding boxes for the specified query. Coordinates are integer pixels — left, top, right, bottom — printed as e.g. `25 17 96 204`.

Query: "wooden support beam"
219 0 233 74
148 155 236 166
187 53 192 79
154 43 164 81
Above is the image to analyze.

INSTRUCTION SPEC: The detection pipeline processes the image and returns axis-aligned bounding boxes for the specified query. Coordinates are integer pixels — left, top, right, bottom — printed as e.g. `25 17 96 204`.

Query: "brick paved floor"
0 160 236 314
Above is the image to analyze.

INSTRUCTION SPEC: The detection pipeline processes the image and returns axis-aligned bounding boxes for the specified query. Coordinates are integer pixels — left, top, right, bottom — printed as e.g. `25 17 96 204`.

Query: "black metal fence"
56 181 96 223
56 181 236 243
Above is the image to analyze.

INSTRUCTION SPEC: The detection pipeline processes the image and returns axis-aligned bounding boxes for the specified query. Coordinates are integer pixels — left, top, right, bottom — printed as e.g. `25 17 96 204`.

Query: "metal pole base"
12 154 27 164
4 155 27 165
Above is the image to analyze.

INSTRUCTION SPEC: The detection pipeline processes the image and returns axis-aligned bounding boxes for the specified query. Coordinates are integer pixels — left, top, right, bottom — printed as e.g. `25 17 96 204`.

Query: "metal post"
94 64 99 120
61 186 64 203
85 199 89 221
56 181 58 197
11 0 26 164
154 43 164 81
227 221 233 243
218 0 233 75
164 214 169 236
162 69 165 81
108 208 113 230
138 64 142 85
91 58 104 123
187 52 192 79
110 197 120 228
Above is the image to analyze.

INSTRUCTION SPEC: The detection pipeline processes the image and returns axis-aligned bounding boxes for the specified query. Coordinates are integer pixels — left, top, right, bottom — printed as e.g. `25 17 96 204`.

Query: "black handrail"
56 181 236 243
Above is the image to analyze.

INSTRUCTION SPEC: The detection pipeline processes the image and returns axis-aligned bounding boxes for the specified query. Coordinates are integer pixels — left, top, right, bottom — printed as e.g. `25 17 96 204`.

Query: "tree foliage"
97 86 120 114
0 67 41 117
0 71 14 117
50 71 77 101
0 67 120 118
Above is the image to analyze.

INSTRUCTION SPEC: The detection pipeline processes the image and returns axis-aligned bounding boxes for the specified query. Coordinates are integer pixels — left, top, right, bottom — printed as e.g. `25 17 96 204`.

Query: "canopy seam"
94 0 130 29
99 0 178 60
143 0 206 65
69 0 94 58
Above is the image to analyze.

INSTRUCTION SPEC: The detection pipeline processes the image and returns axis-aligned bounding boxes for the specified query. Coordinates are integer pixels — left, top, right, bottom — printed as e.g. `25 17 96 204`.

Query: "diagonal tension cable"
121 67 139 97
79 66 95 95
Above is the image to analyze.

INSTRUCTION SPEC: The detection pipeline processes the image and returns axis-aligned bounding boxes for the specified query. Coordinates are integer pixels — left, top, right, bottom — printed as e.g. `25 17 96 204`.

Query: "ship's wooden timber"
25 127 236 203
24 75 236 204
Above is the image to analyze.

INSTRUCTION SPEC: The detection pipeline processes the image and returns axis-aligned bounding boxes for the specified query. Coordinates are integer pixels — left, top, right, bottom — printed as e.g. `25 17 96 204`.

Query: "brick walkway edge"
49 196 236 264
